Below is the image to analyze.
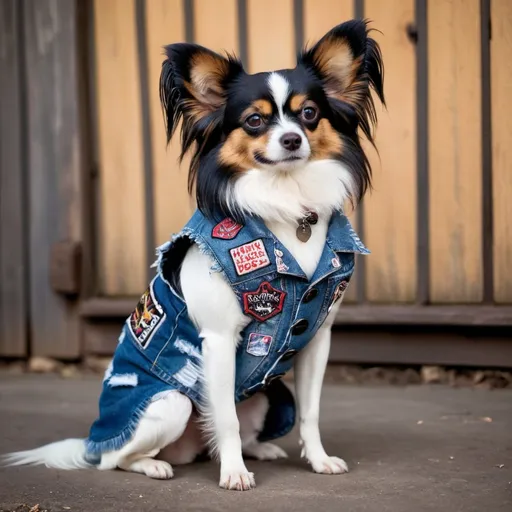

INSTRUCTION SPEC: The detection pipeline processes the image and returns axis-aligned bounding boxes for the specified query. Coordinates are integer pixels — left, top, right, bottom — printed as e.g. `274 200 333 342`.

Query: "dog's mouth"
254 152 303 166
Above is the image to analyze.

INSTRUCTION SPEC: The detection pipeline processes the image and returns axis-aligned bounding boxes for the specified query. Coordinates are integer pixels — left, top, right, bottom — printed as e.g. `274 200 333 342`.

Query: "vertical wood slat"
363 0 417 303
303 0 353 46
303 0 358 302
194 0 238 53
23 0 83 357
247 0 295 73
94 0 146 294
0 0 27 356
491 0 512 303
145 0 191 248
428 0 482 303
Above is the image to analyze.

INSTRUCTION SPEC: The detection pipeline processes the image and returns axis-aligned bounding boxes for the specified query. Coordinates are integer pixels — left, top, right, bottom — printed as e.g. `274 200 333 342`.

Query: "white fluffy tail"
2 439 92 470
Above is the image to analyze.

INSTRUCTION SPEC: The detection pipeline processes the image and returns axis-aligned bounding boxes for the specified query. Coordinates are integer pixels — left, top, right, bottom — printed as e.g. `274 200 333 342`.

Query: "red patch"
230 239 270 276
243 281 286 322
212 218 243 239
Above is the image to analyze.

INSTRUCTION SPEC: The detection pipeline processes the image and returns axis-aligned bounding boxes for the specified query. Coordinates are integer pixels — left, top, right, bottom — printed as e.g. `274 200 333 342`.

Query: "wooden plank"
303 0 359 302
80 297 512 327
491 0 512 303
330 330 512 368
0 0 27 356
428 0 482 303
194 0 238 53
247 0 295 73
23 0 83 357
335 305 512 326
303 0 353 47
362 0 417 303
94 0 146 294
145 0 192 248
83 320 125 356
84 316 512 367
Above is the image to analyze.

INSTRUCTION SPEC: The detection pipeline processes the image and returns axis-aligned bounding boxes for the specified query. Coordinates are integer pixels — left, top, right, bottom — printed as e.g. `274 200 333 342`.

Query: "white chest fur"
265 218 329 280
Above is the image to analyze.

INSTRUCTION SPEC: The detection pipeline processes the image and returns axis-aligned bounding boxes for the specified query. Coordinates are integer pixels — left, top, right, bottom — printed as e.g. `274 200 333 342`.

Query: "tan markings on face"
218 128 271 171
290 93 307 112
253 99 273 116
240 99 273 122
306 118 342 160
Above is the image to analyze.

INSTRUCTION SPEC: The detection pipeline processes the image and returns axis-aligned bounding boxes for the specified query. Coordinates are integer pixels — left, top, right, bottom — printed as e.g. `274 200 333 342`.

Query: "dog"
3 19 384 491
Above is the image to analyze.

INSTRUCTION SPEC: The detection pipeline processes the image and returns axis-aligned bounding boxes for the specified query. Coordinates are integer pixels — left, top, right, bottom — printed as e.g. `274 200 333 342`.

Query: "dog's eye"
301 105 318 123
245 114 263 129
301 106 318 123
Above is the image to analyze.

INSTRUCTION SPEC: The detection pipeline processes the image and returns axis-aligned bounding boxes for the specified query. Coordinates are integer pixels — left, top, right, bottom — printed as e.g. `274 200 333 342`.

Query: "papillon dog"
4 19 384 491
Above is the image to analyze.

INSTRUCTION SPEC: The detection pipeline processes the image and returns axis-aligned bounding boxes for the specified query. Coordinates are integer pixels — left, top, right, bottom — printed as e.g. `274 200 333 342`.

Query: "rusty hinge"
50 241 82 296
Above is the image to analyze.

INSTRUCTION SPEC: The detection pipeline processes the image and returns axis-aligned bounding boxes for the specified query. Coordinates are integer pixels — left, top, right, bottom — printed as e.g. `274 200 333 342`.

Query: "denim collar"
252 210 369 281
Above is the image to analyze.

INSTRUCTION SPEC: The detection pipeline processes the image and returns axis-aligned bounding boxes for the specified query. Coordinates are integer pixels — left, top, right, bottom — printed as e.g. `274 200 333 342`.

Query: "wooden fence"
1 0 511 365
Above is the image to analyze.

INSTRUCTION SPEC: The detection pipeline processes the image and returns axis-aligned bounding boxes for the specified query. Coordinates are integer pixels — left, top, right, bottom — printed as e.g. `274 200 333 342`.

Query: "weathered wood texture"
23 0 83 357
94 0 147 294
303 0 353 47
363 0 417 303
330 329 512 367
146 0 192 248
491 0 512 303
0 0 27 356
428 0 483 303
247 0 295 73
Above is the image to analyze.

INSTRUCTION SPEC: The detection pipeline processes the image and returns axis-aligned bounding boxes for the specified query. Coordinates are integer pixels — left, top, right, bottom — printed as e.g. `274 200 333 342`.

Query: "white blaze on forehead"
267 72 290 117
265 72 310 165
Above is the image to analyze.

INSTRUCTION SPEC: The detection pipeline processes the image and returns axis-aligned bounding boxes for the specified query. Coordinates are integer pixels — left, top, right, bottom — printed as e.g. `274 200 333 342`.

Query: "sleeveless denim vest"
85 209 368 462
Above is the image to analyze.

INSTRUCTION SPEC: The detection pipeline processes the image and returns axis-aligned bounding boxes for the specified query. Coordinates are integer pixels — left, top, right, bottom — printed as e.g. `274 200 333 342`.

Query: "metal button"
303 288 318 303
291 319 309 335
281 349 298 361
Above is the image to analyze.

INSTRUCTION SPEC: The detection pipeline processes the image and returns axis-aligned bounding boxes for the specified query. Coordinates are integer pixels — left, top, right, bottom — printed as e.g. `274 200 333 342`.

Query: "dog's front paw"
308 455 348 475
219 466 256 491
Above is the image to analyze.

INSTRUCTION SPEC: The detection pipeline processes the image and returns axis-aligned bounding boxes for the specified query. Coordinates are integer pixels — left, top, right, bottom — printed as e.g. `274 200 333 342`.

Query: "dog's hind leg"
98 390 192 479
239 393 288 461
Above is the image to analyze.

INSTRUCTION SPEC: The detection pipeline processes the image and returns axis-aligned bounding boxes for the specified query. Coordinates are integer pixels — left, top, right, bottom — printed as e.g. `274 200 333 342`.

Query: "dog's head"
160 20 384 220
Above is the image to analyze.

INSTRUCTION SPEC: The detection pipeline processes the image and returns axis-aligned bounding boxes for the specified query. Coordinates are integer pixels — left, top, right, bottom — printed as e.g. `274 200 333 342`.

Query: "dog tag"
296 222 312 242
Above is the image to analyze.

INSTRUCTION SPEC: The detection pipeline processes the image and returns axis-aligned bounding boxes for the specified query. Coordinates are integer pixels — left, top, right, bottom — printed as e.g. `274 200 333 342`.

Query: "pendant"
296 221 312 242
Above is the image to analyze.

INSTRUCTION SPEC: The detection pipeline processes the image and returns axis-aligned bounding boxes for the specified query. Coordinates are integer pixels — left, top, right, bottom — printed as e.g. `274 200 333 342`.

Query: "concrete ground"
0 375 510 512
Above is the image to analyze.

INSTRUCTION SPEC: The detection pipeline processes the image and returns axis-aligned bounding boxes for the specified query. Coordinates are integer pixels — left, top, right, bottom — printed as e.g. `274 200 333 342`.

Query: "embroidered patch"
212 218 243 239
243 281 286 322
128 284 165 349
247 333 273 357
230 239 270 276
275 248 289 272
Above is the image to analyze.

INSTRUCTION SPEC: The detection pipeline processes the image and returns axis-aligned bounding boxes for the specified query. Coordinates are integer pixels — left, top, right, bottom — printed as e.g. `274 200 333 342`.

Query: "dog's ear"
160 43 244 151
298 20 385 140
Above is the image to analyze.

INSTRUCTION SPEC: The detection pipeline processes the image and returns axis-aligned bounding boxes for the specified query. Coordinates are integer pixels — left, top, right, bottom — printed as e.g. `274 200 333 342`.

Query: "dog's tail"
2 439 92 470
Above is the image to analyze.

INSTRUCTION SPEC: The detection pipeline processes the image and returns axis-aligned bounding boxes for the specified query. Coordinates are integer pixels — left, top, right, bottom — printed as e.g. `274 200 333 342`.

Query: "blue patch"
247 333 273 357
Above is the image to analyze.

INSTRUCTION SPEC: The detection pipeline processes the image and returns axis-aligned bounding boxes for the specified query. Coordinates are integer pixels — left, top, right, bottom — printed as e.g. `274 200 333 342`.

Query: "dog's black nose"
280 132 302 151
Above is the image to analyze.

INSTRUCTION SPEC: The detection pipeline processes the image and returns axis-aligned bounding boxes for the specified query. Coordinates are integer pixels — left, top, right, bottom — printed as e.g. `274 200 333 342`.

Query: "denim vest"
85 209 368 461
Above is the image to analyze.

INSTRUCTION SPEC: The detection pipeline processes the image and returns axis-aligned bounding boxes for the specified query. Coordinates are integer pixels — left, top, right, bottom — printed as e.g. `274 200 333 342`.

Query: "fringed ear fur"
159 43 244 191
298 19 385 144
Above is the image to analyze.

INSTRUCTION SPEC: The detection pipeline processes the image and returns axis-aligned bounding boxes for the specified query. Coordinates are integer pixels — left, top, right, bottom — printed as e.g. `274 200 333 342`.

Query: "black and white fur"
4 20 384 490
